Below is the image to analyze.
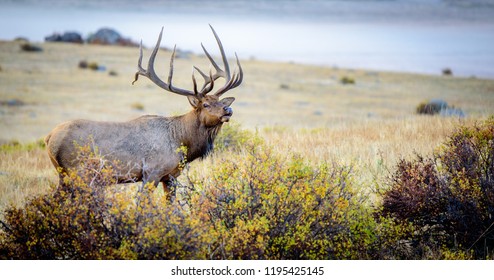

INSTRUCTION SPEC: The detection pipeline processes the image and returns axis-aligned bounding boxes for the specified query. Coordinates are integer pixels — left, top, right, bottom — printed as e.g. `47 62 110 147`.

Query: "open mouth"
221 110 233 122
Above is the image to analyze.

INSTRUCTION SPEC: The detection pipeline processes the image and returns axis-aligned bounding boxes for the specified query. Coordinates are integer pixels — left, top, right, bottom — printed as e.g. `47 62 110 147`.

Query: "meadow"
1 40 493 259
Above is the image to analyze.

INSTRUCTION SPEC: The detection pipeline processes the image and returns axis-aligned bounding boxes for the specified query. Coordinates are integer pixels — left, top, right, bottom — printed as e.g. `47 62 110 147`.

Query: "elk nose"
223 106 232 114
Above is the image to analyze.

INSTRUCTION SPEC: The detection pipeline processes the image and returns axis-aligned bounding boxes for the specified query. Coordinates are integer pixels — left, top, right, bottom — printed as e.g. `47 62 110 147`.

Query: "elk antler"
132 25 243 98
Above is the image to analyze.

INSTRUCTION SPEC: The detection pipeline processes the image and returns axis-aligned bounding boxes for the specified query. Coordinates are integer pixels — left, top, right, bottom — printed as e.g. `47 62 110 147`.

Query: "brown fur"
45 95 235 195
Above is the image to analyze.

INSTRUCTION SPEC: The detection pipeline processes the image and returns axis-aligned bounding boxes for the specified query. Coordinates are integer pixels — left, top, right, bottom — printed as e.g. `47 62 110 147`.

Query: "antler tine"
193 66 213 91
132 27 195 97
201 43 226 80
194 25 231 86
133 26 242 99
195 25 242 97
132 40 145 85
214 53 244 97
209 24 231 81
191 68 215 95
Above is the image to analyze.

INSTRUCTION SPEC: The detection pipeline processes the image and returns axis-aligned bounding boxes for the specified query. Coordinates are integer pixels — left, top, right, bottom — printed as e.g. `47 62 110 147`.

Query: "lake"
1 0 494 78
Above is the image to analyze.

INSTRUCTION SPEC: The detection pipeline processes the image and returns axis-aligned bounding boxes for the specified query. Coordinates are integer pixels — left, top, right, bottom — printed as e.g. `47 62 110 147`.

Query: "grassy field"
1 39 494 210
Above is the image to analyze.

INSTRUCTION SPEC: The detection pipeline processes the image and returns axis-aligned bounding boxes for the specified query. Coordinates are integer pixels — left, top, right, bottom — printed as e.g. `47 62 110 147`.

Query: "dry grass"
1 39 494 209
261 117 471 190
0 146 53 210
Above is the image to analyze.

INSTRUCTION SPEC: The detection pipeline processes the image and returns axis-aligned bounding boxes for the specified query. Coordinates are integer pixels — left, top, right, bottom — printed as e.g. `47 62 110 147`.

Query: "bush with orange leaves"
381 117 494 259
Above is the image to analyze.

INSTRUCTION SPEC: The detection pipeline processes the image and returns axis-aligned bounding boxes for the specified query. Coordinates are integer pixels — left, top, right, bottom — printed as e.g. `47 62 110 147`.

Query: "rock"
440 107 465 118
340 76 355 85
20 43 43 52
428 99 448 110
442 68 453 76
45 31 83 43
0 99 26 106
78 60 89 69
87 28 138 46
416 99 464 118
61 32 83 43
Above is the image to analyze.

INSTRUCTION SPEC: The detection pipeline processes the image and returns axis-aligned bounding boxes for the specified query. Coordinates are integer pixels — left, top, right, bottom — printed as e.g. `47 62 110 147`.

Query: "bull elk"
45 25 243 196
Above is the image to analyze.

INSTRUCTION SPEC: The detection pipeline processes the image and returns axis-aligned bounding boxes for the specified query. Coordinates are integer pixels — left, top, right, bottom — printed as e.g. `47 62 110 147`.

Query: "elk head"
132 25 243 127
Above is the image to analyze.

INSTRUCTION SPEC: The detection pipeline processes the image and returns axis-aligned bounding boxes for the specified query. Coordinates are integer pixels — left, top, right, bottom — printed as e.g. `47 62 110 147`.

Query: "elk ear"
220 97 235 107
187 96 201 108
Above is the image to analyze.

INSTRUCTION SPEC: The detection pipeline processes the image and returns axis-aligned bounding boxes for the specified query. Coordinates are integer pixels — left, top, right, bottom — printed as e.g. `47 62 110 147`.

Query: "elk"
45 25 243 197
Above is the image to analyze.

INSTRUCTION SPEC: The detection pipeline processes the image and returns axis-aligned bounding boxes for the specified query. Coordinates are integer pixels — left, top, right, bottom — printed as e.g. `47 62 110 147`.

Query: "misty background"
1 0 493 78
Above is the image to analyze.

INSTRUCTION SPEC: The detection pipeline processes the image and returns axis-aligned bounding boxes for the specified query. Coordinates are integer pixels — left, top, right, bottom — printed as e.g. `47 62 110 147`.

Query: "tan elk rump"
45 25 243 196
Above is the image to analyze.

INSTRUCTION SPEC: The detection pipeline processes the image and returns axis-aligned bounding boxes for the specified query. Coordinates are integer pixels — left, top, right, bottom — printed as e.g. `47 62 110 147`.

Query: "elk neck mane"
168 110 224 161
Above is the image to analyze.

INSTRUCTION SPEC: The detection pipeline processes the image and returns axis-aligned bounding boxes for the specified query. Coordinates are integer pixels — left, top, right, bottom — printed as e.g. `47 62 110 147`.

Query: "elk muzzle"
221 106 233 122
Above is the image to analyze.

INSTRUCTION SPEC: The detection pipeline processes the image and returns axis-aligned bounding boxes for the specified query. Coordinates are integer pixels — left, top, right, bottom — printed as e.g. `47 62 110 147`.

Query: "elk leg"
161 176 176 201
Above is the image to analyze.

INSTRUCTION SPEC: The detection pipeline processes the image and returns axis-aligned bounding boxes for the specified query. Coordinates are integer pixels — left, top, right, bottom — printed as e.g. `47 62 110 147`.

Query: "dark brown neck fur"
175 110 223 162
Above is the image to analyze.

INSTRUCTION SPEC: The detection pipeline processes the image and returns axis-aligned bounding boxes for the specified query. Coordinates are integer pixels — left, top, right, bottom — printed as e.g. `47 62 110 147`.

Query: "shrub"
130 102 145 111
184 136 412 259
0 139 45 153
78 60 88 69
0 144 204 259
381 117 494 259
213 121 252 152
340 76 355 85
88 62 99 71
416 99 464 117
20 43 43 52
2 118 491 259
442 68 453 76
2 134 405 259
416 99 447 115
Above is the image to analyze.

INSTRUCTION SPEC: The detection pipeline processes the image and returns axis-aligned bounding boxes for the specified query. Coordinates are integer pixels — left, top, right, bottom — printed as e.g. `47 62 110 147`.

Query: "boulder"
45 31 83 43
87 28 137 46
416 99 465 118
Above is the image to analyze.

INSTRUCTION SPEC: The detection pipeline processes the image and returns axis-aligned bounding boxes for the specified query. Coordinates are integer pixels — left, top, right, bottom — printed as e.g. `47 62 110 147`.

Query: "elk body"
45 26 243 195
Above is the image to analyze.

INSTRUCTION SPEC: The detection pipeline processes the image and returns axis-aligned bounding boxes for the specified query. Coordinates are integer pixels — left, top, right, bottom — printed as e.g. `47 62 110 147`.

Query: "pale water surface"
1 0 494 78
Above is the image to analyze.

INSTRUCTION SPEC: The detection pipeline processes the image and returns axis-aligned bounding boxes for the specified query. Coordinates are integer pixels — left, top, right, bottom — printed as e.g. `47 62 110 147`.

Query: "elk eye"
202 103 210 108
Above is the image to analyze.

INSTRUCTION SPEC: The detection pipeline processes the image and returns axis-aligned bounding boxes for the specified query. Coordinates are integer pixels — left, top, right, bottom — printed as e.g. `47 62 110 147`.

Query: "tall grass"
0 117 467 210
0 141 53 210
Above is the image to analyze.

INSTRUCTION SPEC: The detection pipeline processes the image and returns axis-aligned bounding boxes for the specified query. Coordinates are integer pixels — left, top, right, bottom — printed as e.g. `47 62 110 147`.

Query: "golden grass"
0 147 53 209
261 117 470 188
1 39 494 209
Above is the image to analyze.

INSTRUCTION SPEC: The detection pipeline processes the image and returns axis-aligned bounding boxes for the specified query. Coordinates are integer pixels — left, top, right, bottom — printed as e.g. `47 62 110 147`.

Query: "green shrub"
340 76 355 85
0 139 45 153
130 102 145 111
213 121 252 152
416 100 444 115
381 117 494 259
